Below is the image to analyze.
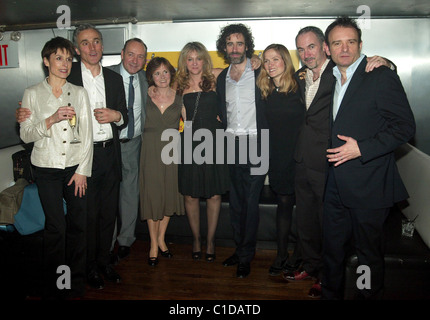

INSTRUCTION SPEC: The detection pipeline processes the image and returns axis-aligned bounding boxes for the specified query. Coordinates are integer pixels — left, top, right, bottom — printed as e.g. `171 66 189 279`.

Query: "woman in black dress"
257 44 306 275
176 42 230 261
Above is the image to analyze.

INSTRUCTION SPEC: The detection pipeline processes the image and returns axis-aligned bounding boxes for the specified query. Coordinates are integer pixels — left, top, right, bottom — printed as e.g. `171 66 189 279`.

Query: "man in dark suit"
288 26 335 298
216 23 268 278
322 17 415 299
290 26 393 298
70 24 127 289
107 38 148 263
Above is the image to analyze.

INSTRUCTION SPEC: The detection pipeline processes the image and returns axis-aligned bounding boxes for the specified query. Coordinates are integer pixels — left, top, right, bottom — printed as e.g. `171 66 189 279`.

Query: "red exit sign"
0 42 19 68
0 45 9 66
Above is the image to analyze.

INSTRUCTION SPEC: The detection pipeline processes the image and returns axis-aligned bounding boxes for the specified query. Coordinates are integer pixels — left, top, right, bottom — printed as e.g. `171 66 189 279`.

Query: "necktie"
127 75 135 139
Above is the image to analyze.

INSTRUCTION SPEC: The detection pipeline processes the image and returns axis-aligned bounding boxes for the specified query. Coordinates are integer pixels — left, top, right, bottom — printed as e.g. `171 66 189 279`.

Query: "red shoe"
308 280 322 299
283 270 311 281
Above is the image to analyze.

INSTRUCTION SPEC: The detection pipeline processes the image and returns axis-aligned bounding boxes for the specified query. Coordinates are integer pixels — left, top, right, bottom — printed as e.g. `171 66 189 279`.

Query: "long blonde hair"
176 42 216 95
257 44 298 99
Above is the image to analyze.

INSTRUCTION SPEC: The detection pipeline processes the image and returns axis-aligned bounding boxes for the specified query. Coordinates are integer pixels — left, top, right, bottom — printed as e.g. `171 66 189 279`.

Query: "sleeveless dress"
178 91 230 198
139 94 185 221
263 89 306 195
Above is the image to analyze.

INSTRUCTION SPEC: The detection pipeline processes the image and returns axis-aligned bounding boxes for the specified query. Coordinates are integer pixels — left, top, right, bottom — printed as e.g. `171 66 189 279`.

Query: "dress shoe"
236 263 251 278
283 270 311 281
308 280 322 299
148 257 159 266
282 261 301 274
87 271 105 289
101 265 121 283
222 254 239 266
118 246 130 260
268 265 283 276
159 249 173 258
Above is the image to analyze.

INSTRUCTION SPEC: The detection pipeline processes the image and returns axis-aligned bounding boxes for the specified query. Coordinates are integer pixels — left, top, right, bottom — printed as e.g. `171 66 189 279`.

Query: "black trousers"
86 145 120 273
294 161 325 278
228 138 266 264
34 165 87 298
322 166 389 300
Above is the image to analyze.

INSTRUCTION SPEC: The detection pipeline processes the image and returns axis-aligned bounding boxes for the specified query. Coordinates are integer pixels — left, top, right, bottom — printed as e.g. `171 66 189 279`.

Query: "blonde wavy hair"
176 42 216 95
257 44 298 99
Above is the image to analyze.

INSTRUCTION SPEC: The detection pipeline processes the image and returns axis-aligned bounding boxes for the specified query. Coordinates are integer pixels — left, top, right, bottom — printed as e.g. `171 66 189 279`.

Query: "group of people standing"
17 15 415 301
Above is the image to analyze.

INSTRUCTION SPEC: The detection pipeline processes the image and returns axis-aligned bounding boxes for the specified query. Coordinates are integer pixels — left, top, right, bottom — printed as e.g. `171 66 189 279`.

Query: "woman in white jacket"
20 36 93 299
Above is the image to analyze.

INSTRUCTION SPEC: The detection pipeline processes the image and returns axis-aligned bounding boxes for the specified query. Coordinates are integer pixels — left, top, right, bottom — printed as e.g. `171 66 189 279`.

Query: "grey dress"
139 94 185 221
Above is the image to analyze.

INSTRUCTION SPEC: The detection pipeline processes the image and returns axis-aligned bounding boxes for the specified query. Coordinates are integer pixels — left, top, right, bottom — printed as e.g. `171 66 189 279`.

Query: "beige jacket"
20 79 93 177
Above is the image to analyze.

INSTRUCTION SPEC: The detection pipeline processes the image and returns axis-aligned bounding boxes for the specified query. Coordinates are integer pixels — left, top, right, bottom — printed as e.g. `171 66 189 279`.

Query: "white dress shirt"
20 78 93 177
225 58 258 136
304 58 330 109
81 62 113 141
332 54 366 120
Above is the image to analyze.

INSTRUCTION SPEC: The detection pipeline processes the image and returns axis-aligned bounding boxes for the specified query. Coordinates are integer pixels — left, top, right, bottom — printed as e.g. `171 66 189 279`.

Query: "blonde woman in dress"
176 42 230 262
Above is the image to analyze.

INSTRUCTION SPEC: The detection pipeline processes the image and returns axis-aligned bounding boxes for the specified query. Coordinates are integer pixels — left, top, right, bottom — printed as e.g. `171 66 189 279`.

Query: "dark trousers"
87 145 120 273
322 167 389 299
34 165 87 298
294 162 325 278
228 137 266 264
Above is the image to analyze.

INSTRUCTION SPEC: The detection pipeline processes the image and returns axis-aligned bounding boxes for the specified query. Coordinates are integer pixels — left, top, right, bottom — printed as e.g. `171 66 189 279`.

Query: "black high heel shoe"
205 240 216 262
148 257 159 266
192 251 202 260
159 249 173 258
205 253 216 262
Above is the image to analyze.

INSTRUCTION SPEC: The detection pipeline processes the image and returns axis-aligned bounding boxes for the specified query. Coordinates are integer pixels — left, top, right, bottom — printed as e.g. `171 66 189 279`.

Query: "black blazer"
68 62 128 180
216 66 269 142
329 56 415 209
294 59 335 174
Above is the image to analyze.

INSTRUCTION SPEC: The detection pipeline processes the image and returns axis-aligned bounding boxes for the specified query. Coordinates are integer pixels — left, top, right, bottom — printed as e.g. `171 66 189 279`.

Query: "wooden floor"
81 239 316 301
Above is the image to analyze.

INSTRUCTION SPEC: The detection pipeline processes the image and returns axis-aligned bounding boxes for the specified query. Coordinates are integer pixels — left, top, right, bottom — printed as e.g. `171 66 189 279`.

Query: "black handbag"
12 147 34 183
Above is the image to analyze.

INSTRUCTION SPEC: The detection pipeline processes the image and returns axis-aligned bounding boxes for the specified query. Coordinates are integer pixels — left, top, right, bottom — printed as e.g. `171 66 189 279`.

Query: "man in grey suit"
108 38 148 262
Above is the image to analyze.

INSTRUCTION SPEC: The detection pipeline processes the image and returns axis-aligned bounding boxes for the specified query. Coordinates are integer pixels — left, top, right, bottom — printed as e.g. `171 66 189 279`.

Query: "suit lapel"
68 62 83 87
296 68 307 102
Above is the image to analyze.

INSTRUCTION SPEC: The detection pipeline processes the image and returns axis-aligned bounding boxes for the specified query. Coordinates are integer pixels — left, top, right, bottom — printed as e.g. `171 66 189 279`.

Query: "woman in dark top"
257 44 306 276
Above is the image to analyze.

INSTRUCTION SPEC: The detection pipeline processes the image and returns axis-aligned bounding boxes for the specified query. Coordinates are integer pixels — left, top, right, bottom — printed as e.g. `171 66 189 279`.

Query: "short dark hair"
146 57 176 87
72 23 103 47
296 26 325 46
41 36 75 60
325 16 362 45
123 38 147 52
216 23 255 61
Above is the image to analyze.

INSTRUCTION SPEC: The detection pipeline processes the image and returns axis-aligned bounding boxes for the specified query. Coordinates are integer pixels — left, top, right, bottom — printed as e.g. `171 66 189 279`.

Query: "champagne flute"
69 108 81 144
95 101 105 135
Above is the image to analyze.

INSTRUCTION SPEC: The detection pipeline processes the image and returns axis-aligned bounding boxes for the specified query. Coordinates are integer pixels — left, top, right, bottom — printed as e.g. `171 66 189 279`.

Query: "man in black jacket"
216 23 268 278
323 17 415 299
69 24 127 290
